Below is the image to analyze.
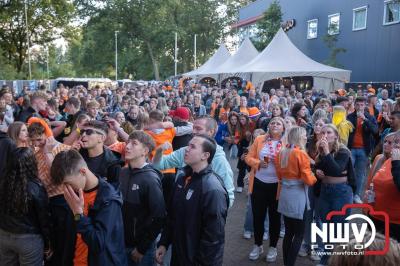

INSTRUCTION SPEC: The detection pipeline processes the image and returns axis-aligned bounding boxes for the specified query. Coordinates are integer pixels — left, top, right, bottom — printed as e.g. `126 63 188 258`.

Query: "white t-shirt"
255 140 280 183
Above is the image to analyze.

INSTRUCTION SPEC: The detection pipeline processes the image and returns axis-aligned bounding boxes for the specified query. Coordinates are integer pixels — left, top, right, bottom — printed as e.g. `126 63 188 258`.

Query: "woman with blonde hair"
245 117 286 262
377 100 393 134
157 97 169 115
332 105 353 145
328 232 400 266
314 124 355 265
275 126 316 266
366 131 400 243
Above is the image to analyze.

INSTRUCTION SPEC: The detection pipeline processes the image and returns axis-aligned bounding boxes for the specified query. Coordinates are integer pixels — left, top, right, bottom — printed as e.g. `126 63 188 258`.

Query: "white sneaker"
263 232 269 241
249 245 263 260
353 195 363 204
266 247 277 262
243 231 252 239
298 245 308 257
279 230 285 238
236 187 243 193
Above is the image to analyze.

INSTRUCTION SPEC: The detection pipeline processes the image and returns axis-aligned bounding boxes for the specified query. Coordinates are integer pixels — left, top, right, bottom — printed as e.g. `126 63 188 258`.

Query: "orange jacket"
245 134 269 194
275 147 316 198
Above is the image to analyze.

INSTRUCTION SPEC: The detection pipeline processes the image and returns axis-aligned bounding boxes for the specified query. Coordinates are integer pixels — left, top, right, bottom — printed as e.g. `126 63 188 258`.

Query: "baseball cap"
169 107 190 120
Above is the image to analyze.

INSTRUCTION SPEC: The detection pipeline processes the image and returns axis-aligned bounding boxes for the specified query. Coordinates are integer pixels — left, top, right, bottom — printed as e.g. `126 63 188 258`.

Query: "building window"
384 0 400 25
353 6 368 31
328 13 340 35
307 19 318 39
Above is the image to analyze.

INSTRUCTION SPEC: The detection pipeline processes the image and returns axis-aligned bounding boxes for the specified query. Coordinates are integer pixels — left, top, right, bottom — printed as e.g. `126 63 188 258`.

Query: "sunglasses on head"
80 128 105 136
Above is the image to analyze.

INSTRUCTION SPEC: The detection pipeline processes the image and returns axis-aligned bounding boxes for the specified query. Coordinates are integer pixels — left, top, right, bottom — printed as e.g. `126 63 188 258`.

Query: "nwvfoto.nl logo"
311 204 390 255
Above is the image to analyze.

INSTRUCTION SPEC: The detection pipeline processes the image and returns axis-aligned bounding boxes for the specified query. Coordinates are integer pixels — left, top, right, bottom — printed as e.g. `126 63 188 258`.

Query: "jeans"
126 242 156 266
351 148 368 197
282 214 305 266
0 228 44 266
251 179 281 247
318 183 353 265
302 187 323 252
244 195 269 233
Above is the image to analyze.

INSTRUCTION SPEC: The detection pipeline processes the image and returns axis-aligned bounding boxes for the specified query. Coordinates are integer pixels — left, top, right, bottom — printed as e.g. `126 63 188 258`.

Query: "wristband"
74 213 84 221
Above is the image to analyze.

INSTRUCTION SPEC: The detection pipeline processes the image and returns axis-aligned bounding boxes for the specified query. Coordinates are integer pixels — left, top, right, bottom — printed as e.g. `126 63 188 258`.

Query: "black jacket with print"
159 165 229 266
119 164 166 255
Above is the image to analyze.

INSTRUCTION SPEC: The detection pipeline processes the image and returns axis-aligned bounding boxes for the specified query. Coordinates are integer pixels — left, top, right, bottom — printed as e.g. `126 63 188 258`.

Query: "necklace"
264 138 282 163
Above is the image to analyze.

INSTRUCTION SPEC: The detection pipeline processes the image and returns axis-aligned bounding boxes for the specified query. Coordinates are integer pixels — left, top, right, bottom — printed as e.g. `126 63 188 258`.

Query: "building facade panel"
235 0 400 82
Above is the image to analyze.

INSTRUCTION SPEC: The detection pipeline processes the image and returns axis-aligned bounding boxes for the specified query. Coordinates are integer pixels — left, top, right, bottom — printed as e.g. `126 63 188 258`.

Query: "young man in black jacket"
156 134 228 266
77 120 123 189
347 96 378 203
120 130 166 266
50 149 127 266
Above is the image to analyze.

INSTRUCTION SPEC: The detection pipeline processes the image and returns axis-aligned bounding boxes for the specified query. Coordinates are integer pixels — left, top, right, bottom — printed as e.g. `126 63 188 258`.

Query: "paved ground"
223 158 315 266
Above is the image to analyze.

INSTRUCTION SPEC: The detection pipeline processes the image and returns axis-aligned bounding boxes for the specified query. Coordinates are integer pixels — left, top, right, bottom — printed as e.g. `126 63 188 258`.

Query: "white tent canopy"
235 28 351 89
183 44 230 78
200 38 259 80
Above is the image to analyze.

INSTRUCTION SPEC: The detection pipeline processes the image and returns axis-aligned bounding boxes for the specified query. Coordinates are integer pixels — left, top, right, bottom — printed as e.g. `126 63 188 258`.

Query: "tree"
323 24 346 68
0 48 20 79
253 0 282 50
70 0 230 80
0 0 75 75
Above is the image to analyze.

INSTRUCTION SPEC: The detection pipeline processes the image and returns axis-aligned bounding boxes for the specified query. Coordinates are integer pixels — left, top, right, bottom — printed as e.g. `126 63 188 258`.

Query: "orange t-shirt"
109 142 126 158
371 159 400 224
74 188 98 266
210 103 217 118
352 118 364 148
146 128 176 174
239 107 249 116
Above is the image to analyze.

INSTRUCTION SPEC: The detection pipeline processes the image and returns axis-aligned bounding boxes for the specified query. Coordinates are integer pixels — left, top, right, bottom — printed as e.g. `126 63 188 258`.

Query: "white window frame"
328 13 340 35
353 6 368 31
307 19 318 39
383 0 400 25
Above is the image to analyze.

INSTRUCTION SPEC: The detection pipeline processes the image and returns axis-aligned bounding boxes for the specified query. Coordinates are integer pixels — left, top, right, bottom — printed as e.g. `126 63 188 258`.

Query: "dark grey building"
232 0 400 83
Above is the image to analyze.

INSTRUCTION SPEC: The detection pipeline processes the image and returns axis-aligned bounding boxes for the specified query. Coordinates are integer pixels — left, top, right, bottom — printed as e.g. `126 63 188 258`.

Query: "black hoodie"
120 164 166 254
0 131 16 180
80 147 124 189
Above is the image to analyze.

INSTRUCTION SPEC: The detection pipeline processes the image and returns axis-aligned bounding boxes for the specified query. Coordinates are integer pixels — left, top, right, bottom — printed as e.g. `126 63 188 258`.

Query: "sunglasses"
80 128 105 136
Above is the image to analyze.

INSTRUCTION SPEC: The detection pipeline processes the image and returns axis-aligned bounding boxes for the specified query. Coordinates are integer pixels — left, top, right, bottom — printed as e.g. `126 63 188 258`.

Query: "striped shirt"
36 143 71 197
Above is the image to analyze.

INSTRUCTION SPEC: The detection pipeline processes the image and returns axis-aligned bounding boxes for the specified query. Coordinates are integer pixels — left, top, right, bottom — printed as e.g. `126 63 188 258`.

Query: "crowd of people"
0 81 399 266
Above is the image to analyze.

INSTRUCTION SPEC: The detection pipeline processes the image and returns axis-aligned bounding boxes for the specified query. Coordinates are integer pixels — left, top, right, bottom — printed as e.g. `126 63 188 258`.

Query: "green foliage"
0 47 21 79
69 0 230 80
0 0 75 75
323 24 347 68
253 0 282 50
1 0 234 80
